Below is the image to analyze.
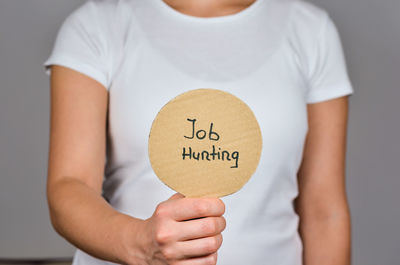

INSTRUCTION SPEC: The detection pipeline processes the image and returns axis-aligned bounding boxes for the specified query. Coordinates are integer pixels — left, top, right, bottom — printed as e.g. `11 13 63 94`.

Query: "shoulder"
63 0 138 31
288 0 330 38
48 0 139 87
282 0 336 62
59 0 140 50
290 0 328 21
65 0 121 22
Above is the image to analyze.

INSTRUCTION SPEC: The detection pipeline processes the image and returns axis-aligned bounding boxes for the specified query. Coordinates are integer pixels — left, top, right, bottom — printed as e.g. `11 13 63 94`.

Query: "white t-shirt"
43 0 354 264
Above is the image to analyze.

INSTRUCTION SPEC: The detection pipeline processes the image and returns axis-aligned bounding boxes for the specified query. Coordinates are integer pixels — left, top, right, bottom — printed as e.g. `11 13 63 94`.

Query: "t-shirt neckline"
153 0 266 23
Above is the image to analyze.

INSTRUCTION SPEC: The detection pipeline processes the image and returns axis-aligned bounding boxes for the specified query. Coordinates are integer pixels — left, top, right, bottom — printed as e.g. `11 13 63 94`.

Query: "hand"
143 193 226 265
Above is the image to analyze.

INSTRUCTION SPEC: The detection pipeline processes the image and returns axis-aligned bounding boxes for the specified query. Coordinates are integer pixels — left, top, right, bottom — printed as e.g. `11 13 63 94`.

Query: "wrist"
117 214 153 265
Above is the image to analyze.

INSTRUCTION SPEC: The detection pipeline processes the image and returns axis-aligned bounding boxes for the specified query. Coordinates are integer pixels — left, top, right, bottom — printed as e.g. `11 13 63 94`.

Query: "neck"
161 0 258 18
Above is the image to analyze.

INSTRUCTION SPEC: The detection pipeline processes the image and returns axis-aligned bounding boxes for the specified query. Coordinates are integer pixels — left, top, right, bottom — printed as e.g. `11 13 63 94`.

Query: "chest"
107 37 309 165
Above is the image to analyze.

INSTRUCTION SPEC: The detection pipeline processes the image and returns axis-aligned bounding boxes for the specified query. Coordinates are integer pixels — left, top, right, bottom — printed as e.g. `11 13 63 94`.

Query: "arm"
47 65 147 263
294 96 352 265
47 65 226 265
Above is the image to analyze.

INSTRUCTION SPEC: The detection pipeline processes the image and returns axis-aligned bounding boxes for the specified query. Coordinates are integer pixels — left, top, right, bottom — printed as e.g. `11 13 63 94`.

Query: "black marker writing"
184 118 220 141
182 118 239 168
182 145 239 168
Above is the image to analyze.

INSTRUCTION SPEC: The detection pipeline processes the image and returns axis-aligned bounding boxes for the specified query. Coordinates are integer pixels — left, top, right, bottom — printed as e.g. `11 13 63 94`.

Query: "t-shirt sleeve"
43 1 111 89
305 13 354 104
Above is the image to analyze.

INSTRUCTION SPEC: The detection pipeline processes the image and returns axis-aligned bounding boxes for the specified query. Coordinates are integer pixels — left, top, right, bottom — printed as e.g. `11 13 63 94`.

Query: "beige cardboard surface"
148 88 262 198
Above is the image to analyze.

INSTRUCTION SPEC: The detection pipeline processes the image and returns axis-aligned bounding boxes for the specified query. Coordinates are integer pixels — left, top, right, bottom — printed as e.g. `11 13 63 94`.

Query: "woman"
44 0 353 264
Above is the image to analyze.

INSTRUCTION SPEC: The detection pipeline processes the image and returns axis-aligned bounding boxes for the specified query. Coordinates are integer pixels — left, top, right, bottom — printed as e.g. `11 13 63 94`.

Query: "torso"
68 0 330 264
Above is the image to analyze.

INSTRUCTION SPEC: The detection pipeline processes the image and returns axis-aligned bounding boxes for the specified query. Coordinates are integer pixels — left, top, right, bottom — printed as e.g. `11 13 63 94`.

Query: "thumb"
167 192 185 201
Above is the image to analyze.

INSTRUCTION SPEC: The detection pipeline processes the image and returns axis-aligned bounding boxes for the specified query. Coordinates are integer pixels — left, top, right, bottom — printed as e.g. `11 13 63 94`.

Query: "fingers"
176 234 223 259
172 252 218 265
162 235 222 262
153 217 225 249
176 216 226 241
150 194 225 265
164 197 225 221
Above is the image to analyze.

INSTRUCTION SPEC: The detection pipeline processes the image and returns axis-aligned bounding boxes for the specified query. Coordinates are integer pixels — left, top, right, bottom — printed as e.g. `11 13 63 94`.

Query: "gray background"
0 0 399 264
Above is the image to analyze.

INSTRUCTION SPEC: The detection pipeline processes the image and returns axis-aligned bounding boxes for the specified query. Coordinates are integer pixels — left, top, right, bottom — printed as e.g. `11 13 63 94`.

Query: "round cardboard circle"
148 88 262 198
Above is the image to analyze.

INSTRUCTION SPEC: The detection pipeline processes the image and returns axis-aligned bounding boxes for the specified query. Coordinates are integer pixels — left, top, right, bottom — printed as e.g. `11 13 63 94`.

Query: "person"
43 0 354 264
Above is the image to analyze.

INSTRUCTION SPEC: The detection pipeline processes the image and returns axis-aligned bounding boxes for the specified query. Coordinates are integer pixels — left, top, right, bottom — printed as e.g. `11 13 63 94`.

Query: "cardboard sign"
148 88 262 198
